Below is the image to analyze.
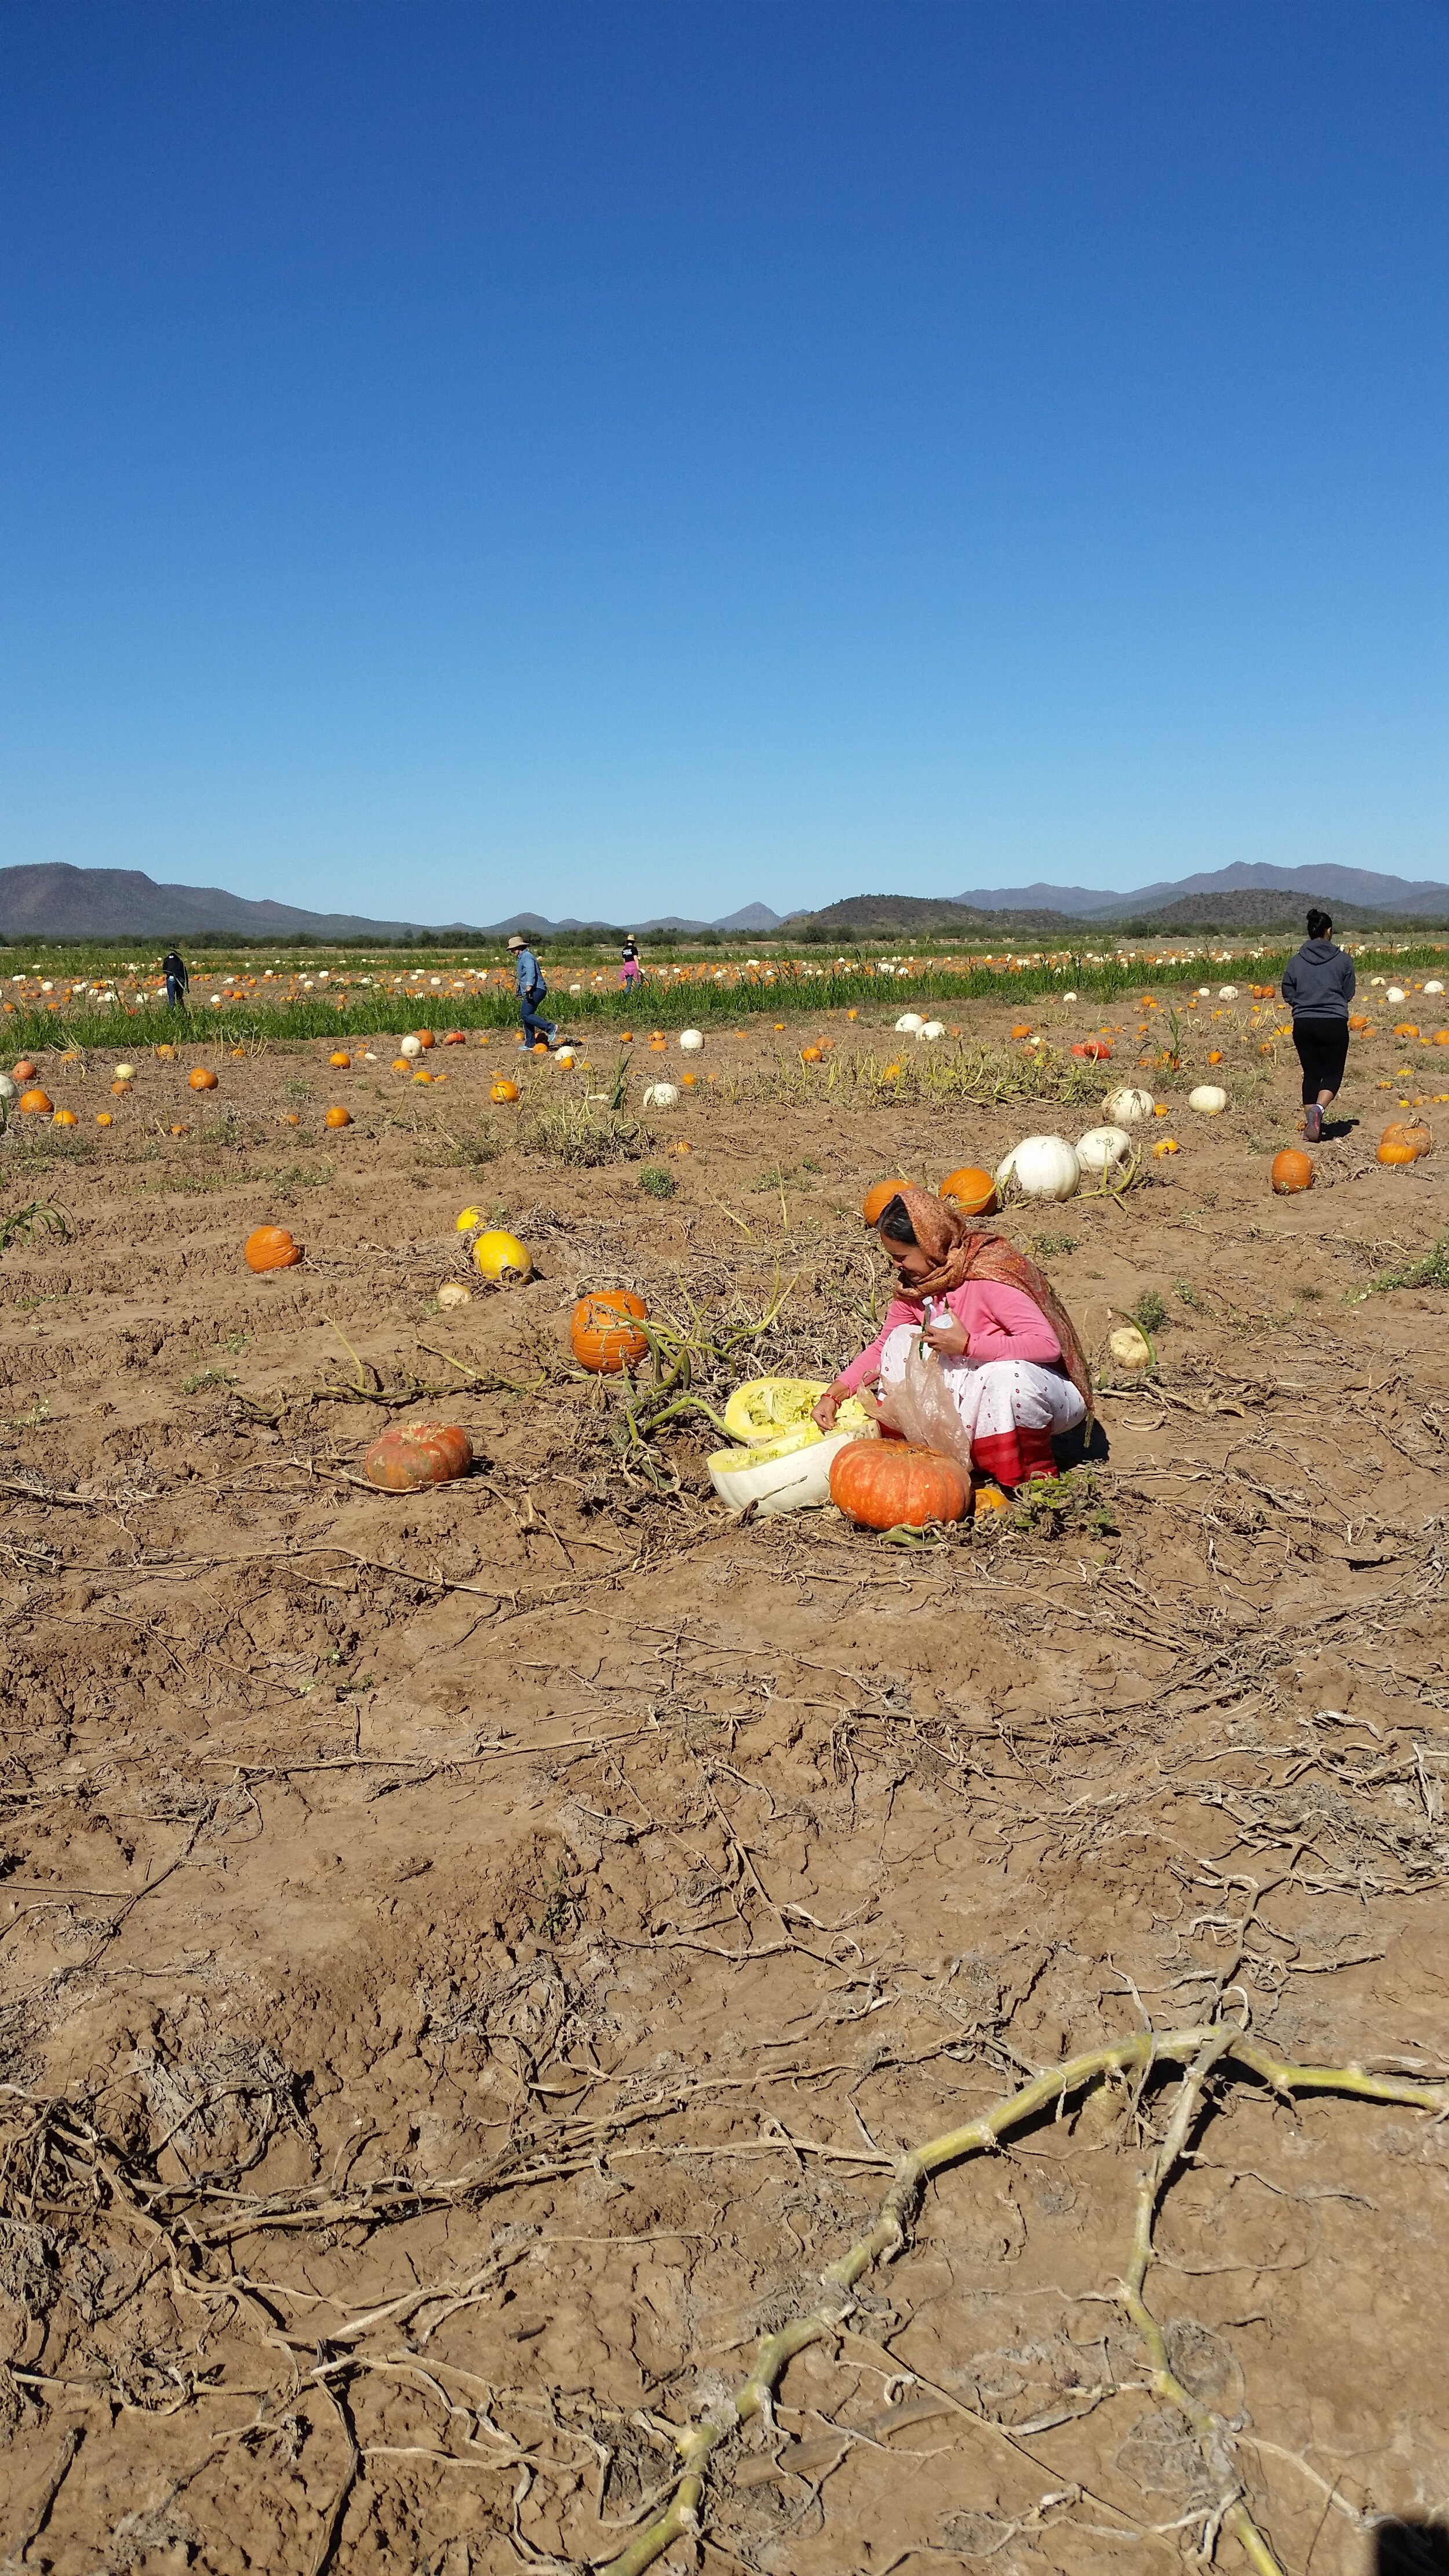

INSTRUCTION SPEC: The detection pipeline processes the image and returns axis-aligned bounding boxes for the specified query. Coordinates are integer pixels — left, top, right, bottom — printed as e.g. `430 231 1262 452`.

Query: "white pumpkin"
436 1281 472 1308
1108 1324 1154 1373
895 1012 925 1034
0 1074 16 1105
679 1028 704 1052
1061 989 1077 1002
1196 987 1211 997
1104 1085 1156 1125
642 1081 679 1109
114 1063 136 1082
1217 985 1239 999
708 1423 871 1518
1386 985 1406 1003
996 1134 1080 1201
1075 1123 1133 1175
919 1019 946 1040
399 1034 423 1058
1188 1084 1227 1114
1425 980 1444 996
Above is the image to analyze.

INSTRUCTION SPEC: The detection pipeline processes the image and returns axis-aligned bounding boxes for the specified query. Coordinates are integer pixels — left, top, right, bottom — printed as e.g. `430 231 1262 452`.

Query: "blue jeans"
519 996 556 1046
166 979 186 1007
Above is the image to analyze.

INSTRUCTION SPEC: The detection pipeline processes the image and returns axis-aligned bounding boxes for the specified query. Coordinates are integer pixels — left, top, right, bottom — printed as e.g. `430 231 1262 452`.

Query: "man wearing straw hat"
507 933 559 1050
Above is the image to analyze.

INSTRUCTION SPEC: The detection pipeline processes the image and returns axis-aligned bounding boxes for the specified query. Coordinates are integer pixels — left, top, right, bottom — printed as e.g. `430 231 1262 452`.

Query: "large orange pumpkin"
325 1105 352 1127
940 1167 997 1217
1270 1149 1315 1195
188 1067 218 1090
570 1290 650 1373
490 1079 520 1104
364 1421 472 1491
830 1440 970 1530
862 1176 914 1225
244 1225 304 1272
17 1088 52 1115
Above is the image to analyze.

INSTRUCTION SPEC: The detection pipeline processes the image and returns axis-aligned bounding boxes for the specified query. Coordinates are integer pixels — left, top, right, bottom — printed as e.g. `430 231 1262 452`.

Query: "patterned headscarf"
880 1189 1093 1410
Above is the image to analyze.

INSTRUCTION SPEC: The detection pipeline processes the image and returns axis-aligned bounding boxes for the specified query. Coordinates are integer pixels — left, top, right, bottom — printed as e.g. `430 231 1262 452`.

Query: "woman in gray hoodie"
1280 908 1355 1141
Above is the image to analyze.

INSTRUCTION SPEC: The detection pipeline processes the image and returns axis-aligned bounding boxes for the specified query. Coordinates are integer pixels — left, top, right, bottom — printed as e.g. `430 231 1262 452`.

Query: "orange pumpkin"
17 1088 52 1114
1379 1120 1431 1162
329 1050 351 1068
1434 1030 1449 1047
155 1043 176 1060
1392 1023 1419 1039
391 1057 411 1073
620 1030 634 1042
244 1225 304 1273
364 1421 472 1491
414 1028 436 1049
188 1067 218 1090
1070 1039 1112 1060
1207 1049 1224 1064
862 1176 914 1225
940 1166 997 1216
1270 1148 1315 1195
829 1439 971 1530
570 1290 650 1373
12 1059 37 1080
325 1105 352 1127
800 1045 823 1064
1348 1013 1370 1032
680 1071 697 1087
1010 1023 1033 1040
413 1067 433 1083
51 1108 77 1127
95 1111 112 1127
443 1029 465 1045
490 1079 520 1104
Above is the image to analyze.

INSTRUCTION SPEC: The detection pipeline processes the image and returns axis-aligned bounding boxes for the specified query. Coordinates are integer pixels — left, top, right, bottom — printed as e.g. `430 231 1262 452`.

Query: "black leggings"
1293 1017 1349 1104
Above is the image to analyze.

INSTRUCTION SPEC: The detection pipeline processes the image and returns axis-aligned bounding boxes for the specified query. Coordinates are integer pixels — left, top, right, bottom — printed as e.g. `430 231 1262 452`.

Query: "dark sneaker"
1304 1103 1323 1142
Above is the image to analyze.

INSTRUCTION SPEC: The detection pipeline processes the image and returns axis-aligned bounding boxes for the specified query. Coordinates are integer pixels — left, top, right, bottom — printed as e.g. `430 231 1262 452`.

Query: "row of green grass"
3 942 1447 1056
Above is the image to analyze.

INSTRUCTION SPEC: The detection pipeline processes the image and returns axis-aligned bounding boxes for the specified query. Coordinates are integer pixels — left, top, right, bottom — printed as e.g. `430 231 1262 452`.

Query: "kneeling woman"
813 1189 1093 1489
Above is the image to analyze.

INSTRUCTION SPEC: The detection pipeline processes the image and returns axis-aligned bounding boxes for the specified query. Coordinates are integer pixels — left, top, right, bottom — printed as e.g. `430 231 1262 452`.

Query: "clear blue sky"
1 2 1445 925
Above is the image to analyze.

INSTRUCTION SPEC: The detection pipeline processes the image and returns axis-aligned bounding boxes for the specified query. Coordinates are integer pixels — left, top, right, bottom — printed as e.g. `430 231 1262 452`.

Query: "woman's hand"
812 1387 841 1431
924 1313 969 1358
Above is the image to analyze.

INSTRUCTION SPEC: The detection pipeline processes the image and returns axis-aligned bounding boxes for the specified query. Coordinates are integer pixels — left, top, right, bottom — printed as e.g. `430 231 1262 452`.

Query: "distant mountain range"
1 859 1447 943
0 867 784 942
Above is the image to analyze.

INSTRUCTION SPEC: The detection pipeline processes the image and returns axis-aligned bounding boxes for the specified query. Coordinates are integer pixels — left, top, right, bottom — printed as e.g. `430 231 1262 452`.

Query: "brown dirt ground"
1 998 1447 2576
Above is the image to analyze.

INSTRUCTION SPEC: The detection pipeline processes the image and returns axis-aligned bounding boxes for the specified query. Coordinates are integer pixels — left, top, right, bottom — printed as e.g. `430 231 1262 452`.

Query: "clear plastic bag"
876 1336 974 1468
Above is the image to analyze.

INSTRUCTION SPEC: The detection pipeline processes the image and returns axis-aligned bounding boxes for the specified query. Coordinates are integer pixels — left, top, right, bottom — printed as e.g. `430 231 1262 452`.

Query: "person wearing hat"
507 933 558 1050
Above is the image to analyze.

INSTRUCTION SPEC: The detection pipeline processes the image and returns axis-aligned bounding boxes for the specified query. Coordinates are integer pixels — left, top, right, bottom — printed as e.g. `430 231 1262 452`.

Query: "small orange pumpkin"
325 1105 352 1127
1434 1030 1449 1046
391 1057 410 1073
110 1078 132 1096
490 1079 520 1104
155 1043 176 1061
620 1029 634 1042
245 1225 304 1273
1207 1049 1224 1064
12 1060 37 1080
17 1088 52 1115
1270 1148 1315 1195
443 1029 466 1045
364 1421 472 1491
1392 1023 1419 1039
95 1111 113 1127
1378 1138 1419 1166
188 1066 219 1090
800 1045 823 1064
570 1290 650 1373
412 1067 433 1083
1348 1013 1370 1032
829 1439 971 1530
51 1108 77 1127
1010 1023 1033 1040
414 1028 436 1049
329 1050 351 1068
680 1071 697 1087
940 1166 997 1216
862 1176 914 1225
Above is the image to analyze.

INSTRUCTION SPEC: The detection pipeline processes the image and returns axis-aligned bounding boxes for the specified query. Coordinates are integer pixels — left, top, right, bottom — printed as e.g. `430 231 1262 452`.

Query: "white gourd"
0 1075 15 1105
400 1034 423 1057
113 1063 136 1082
995 1134 1079 1201
679 1029 704 1051
1217 985 1239 999
919 1020 946 1040
1425 980 1444 996
1075 1124 1133 1174
642 1081 679 1108
1108 1325 1154 1372
1386 985 1406 1003
1104 1085 1156 1124
1188 1085 1228 1114
894 1013 925 1034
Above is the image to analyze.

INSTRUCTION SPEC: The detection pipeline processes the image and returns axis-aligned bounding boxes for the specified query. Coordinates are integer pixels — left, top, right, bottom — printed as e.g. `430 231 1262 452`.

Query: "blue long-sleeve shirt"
514 947 544 999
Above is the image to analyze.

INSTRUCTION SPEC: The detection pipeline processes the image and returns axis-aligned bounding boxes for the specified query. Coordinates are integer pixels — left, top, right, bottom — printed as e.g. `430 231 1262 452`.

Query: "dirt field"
1 994 1447 2575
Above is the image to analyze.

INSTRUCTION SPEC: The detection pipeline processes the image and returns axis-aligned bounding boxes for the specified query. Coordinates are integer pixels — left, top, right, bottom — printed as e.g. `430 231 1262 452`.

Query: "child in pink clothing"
815 1191 1089 1489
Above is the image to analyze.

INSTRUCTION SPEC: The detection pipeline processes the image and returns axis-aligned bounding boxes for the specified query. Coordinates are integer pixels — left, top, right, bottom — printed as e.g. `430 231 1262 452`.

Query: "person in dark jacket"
162 947 188 1009
1281 908 1355 1141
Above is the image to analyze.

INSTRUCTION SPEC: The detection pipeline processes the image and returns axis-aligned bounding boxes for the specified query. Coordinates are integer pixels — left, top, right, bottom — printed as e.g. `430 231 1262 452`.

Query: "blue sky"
1 1 1445 924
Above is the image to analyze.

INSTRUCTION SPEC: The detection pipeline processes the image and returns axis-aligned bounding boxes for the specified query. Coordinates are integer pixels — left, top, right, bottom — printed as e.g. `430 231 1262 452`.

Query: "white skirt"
875 1325 1086 1485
